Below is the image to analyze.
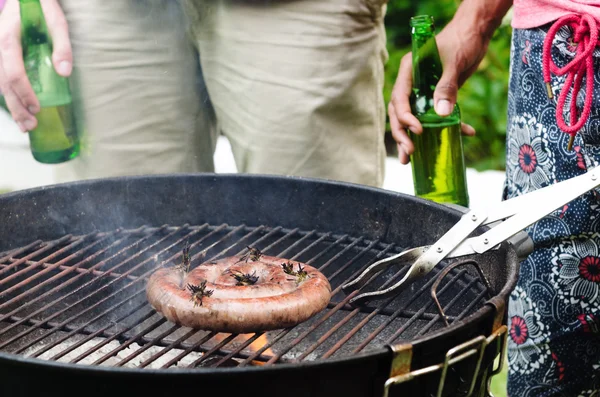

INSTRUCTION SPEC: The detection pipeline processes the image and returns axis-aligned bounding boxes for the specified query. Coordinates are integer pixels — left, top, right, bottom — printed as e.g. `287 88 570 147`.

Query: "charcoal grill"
0 174 529 397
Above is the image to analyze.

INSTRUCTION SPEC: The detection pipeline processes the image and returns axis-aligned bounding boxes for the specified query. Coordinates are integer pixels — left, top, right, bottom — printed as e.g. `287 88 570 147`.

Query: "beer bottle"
0 93 7 112
20 0 79 164
408 15 469 207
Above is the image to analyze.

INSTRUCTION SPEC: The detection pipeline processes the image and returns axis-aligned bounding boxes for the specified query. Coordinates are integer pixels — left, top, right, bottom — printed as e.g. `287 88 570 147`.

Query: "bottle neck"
410 18 443 113
20 0 50 46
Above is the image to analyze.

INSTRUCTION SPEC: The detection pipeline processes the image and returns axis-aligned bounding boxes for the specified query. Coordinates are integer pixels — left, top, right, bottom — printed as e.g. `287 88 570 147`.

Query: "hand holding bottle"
389 0 512 165
0 0 72 133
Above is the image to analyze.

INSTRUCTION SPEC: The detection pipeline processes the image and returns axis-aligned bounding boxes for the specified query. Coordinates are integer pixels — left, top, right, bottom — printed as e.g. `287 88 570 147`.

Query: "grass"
490 366 508 396
489 354 509 397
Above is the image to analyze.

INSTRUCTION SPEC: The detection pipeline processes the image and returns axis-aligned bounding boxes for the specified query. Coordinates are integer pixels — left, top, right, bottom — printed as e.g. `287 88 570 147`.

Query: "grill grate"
0 224 489 369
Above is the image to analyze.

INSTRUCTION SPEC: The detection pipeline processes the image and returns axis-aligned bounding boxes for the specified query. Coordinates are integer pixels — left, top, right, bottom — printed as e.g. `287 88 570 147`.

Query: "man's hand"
388 0 512 164
0 0 72 132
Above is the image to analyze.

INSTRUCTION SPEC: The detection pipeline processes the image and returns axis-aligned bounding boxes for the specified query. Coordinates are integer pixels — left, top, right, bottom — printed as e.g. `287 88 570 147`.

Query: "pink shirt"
513 0 600 29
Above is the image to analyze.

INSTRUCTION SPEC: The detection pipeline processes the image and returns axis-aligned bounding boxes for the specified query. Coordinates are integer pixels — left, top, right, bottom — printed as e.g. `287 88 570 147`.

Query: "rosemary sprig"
231 270 259 286
187 280 213 307
282 261 295 275
238 246 262 263
281 262 309 283
296 264 308 283
176 242 191 273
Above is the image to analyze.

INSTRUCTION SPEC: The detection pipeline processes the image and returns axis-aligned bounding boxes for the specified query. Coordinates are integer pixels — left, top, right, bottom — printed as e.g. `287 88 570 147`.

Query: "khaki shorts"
55 0 388 187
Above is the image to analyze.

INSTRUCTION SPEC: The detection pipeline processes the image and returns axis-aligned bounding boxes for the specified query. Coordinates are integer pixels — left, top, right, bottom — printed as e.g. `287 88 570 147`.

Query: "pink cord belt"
543 14 600 151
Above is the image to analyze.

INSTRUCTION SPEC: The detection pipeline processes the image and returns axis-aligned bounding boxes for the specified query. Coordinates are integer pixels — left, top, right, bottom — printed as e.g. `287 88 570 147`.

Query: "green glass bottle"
408 15 469 207
0 93 7 112
20 0 79 164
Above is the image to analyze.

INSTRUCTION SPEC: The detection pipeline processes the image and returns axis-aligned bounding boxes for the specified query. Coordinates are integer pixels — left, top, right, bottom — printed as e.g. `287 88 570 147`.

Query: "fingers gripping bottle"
20 0 79 164
409 15 469 207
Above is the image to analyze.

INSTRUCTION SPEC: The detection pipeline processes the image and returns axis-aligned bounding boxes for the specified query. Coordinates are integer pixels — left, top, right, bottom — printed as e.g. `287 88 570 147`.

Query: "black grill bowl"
0 174 527 397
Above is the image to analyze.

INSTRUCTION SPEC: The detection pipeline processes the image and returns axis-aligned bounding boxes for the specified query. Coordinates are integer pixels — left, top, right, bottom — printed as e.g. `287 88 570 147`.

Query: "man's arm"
389 0 513 164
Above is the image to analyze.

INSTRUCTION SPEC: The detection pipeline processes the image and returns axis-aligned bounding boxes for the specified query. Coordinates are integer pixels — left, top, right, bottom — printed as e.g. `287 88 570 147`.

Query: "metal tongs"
343 168 600 305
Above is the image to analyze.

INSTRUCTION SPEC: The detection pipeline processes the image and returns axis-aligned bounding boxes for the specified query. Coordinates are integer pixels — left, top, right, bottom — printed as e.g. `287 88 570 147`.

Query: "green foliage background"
384 0 512 171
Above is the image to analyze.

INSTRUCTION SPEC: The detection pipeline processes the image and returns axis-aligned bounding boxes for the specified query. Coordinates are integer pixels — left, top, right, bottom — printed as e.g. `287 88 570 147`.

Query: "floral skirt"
506 26 600 396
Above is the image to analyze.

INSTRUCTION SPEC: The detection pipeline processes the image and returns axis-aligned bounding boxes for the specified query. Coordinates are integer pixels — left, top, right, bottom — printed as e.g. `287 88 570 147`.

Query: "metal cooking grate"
0 224 490 369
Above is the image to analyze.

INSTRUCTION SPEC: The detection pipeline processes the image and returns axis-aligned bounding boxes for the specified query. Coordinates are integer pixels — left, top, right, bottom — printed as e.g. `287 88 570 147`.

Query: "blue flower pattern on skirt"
506 26 600 396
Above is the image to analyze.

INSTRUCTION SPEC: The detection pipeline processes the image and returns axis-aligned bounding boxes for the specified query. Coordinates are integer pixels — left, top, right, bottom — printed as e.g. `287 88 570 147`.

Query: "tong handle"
346 169 600 305
468 169 600 254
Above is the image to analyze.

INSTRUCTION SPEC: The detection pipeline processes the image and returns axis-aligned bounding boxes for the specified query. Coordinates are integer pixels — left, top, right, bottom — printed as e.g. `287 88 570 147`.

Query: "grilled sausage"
146 254 331 333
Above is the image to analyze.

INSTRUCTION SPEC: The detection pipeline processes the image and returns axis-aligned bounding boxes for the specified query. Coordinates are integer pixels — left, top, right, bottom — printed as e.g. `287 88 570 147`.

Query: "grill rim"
0 173 469 253
0 173 521 378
